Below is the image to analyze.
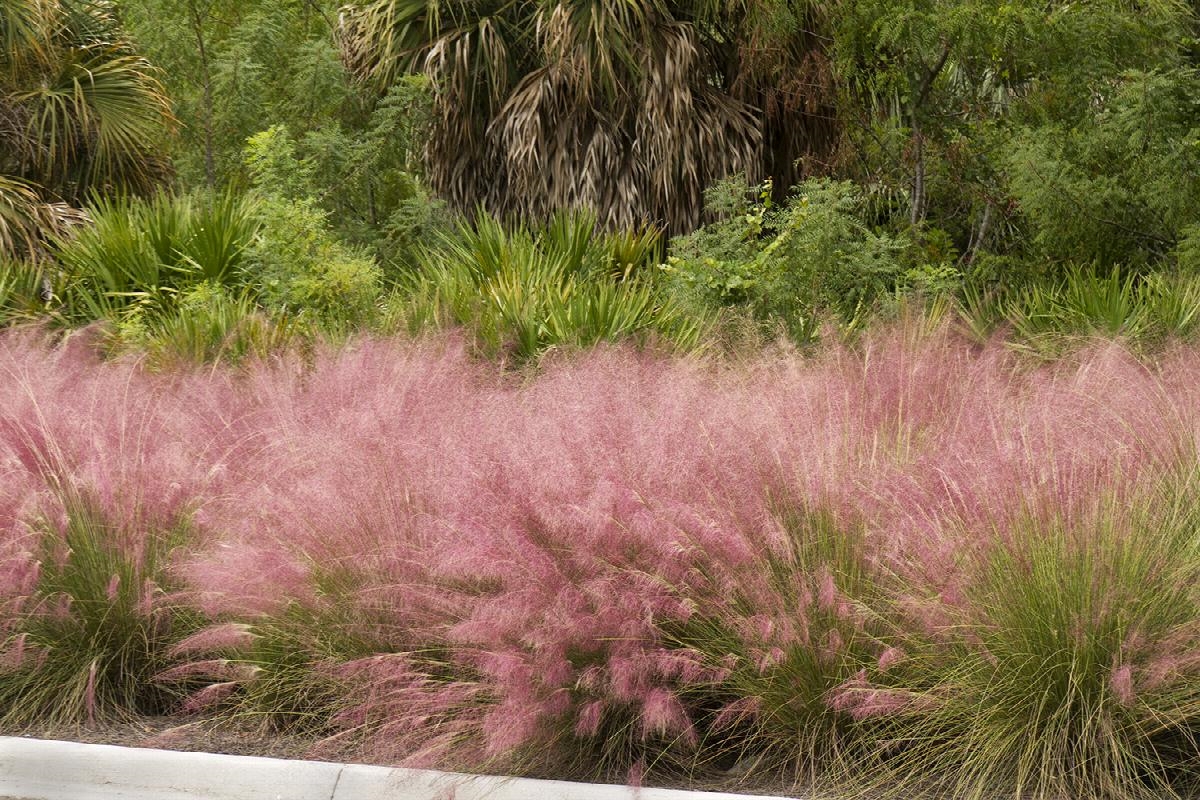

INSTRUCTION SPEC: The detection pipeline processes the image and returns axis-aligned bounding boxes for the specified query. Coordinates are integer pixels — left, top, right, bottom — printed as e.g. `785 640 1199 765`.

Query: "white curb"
0 737 800 800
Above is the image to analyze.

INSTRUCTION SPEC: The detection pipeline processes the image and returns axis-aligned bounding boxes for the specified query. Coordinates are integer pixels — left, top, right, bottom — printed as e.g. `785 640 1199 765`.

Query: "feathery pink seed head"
1110 664 1135 706
817 567 837 612
877 646 905 672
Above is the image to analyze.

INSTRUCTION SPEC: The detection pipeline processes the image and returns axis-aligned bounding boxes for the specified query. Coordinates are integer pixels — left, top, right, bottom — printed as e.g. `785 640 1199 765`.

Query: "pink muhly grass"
711 696 763 731
1132 635 1200 694
816 567 838 612
84 660 97 724
0 632 28 669
155 659 258 684
181 681 240 714
575 700 605 737
323 653 495 768
822 630 845 663
5 322 1200 784
1110 664 1135 706
169 623 257 657
877 646 905 672
827 669 925 722
640 688 690 738
481 699 545 756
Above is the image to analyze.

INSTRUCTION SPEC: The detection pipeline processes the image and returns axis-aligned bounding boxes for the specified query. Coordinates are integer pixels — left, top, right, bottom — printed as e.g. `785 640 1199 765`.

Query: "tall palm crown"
342 0 836 233
0 0 172 256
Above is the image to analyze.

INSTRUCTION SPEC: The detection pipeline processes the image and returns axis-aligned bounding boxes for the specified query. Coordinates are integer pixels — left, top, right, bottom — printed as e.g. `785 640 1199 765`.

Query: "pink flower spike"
1110 664 1134 706
817 567 837 612
640 689 688 737
182 681 240 714
575 700 605 737
169 623 257 657
877 646 905 672
85 660 97 725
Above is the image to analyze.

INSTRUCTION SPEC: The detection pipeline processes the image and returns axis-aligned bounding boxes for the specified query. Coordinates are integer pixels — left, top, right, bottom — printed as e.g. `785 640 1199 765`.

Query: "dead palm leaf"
343 0 838 232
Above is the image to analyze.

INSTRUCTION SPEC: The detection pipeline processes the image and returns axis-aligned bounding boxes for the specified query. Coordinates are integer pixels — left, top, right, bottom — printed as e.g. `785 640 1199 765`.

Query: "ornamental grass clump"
0 491 200 725
660 503 921 787
874 476 1200 800
0 331 225 723
159 569 426 735
167 338 494 748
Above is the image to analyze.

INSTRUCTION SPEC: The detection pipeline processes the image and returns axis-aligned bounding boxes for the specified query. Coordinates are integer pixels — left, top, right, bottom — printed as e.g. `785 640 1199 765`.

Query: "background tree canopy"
341 0 840 232
4 0 1200 357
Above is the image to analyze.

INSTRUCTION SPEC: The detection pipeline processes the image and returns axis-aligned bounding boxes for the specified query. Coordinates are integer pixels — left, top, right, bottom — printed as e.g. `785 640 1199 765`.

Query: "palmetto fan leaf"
344 0 837 233
0 0 46 67
0 174 46 255
0 0 171 258
13 47 171 193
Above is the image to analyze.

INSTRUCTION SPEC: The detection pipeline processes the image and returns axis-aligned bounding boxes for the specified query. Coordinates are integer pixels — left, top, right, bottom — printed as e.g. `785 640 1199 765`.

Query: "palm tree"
341 0 837 233
0 0 172 257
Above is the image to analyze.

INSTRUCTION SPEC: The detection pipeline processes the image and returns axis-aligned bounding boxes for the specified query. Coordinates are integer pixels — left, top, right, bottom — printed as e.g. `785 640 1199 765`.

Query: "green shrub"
117 282 302 369
244 105 452 278
242 128 385 331
1004 68 1200 271
242 197 383 331
664 179 907 344
399 211 704 362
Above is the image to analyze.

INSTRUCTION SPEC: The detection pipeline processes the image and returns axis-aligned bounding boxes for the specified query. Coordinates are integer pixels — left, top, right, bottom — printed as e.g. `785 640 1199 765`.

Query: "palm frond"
2 0 172 203
0 173 85 258
0 0 48 70
344 0 837 232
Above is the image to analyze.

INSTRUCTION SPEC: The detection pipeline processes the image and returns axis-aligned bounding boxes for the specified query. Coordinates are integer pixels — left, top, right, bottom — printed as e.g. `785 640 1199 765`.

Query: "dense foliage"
2 0 1199 355
342 0 837 231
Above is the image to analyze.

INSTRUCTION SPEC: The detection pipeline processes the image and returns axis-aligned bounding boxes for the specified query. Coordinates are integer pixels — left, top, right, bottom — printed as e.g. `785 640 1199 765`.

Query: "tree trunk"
188 1 216 189
965 200 993 266
910 124 925 227
908 39 952 228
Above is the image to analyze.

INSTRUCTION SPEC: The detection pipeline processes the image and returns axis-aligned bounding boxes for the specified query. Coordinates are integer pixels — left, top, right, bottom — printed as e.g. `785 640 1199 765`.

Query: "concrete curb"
0 737 800 800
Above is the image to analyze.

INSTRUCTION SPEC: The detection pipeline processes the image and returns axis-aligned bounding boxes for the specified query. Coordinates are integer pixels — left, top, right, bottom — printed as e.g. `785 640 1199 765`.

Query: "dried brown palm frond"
0 175 87 259
488 17 762 231
342 0 839 233
0 174 45 256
